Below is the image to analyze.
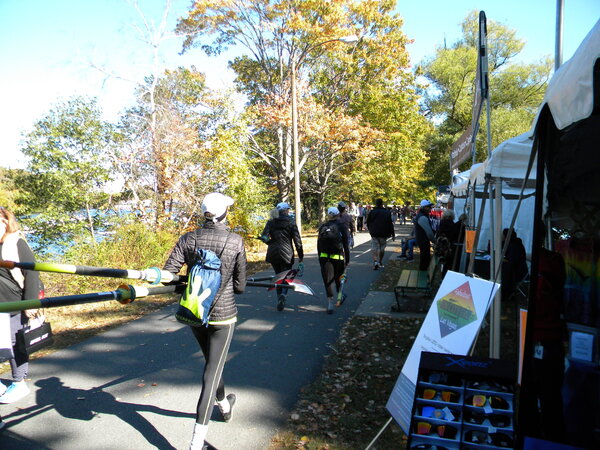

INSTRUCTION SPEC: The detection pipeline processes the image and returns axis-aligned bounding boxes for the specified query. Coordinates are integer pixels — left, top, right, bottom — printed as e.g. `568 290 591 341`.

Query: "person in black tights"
163 192 247 450
317 207 350 314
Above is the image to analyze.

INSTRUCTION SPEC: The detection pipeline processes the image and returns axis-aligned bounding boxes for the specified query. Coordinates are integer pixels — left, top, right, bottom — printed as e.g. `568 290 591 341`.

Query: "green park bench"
393 256 439 311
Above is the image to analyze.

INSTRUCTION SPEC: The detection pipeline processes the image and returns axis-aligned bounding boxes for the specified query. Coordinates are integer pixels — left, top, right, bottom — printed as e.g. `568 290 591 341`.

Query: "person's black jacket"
366 207 395 239
262 216 303 265
317 219 350 264
163 220 247 322
437 218 459 244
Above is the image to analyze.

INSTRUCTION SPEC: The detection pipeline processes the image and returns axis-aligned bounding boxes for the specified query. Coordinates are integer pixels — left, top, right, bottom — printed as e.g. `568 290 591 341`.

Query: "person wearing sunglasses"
0 207 41 404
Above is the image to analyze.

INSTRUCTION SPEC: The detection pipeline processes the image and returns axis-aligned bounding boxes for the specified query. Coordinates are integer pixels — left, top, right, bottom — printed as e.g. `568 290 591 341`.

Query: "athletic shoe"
373 262 379 270
0 382 7 396
336 293 347 307
0 381 30 404
277 294 286 311
0 419 5 431
220 393 236 422
379 263 384 269
327 300 335 314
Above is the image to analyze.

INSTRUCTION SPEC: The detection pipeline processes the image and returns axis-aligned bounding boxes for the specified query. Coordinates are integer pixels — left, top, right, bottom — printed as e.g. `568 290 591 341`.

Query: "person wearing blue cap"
317 207 350 314
260 202 304 311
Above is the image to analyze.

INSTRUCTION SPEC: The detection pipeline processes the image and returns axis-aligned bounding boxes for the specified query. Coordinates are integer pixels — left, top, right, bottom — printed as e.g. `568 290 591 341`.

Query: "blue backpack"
175 233 230 327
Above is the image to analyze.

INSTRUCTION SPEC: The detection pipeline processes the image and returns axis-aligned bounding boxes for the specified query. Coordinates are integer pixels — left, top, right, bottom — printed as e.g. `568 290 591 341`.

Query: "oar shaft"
0 284 185 312
0 261 183 284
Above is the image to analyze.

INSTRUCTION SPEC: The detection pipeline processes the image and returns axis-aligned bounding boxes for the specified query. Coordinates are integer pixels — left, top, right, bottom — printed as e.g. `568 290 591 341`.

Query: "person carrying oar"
162 192 246 450
0 207 41 405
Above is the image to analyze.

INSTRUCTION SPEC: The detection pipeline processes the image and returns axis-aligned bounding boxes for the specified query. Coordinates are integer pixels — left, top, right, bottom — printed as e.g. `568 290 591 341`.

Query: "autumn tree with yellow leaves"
177 0 431 222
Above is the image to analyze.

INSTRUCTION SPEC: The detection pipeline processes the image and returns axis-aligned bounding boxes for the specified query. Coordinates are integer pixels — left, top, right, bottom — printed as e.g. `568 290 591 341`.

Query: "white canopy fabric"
486 132 536 181
543 19 600 130
469 162 487 186
451 170 471 196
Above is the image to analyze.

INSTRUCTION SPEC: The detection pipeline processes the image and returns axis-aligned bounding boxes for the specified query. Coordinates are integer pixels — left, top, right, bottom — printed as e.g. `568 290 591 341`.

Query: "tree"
17 97 115 253
176 0 424 216
419 11 553 185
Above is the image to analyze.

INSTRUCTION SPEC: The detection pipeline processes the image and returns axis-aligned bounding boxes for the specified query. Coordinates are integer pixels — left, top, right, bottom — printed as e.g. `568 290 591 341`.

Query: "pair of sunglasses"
466 394 509 409
426 372 462 386
411 445 449 450
469 380 511 393
415 421 458 439
420 388 460 403
464 430 514 447
419 406 459 421
464 411 511 428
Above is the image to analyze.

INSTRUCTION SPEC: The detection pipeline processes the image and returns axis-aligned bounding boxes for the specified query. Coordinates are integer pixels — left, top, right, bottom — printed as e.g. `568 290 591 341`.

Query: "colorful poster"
385 271 499 433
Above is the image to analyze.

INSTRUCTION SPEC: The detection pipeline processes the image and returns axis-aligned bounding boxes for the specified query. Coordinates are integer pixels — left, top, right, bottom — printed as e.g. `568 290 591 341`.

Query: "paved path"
0 225 412 449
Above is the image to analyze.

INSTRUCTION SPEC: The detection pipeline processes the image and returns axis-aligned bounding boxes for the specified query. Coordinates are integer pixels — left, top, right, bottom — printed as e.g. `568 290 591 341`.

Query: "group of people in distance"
0 194 430 448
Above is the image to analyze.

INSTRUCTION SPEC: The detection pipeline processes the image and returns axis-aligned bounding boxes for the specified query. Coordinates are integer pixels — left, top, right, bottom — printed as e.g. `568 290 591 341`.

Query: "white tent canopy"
543 19 600 130
486 132 536 182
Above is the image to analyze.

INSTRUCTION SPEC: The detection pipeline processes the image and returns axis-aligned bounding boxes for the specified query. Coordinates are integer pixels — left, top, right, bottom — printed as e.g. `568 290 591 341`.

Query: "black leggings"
190 322 235 425
319 257 345 298
270 260 292 296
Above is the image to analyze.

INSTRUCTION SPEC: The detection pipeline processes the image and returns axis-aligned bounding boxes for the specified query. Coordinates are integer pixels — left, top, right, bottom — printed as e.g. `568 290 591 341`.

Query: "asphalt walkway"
0 224 413 450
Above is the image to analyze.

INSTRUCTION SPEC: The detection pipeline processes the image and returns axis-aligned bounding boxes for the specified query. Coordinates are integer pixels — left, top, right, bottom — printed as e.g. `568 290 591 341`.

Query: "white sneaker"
0 381 30 404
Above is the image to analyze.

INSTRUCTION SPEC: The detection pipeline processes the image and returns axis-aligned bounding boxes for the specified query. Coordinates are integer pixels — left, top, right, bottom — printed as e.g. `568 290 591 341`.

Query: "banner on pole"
449 124 474 171
449 10 488 172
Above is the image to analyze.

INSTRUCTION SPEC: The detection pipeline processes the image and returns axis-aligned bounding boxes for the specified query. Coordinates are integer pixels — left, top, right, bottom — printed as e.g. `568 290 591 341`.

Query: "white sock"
189 423 208 450
216 397 230 414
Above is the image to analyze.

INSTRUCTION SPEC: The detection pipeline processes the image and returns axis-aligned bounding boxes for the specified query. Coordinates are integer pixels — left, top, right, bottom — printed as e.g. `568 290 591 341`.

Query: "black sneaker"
277 294 286 311
373 262 379 270
220 393 236 422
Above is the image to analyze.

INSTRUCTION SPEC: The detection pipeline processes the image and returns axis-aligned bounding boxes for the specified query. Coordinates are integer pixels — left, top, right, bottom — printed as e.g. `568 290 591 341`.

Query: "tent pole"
490 179 503 358
555 0 564 71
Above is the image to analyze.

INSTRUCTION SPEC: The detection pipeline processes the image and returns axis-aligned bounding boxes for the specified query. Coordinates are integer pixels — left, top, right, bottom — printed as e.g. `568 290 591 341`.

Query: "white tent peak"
543 19 600 130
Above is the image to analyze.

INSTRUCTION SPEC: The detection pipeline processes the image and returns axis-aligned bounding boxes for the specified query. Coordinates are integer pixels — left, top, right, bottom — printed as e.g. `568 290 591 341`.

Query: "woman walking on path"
260 202 304 311
163 193 247 450
0 207 41 405
317 207 350 314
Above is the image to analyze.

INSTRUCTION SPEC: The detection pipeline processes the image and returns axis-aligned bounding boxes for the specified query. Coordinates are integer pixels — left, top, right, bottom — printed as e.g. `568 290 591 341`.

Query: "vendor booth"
519 19 600 448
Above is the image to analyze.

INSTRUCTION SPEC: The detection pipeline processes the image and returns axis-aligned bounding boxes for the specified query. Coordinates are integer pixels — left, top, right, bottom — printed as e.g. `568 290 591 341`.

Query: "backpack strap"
205 230 232 321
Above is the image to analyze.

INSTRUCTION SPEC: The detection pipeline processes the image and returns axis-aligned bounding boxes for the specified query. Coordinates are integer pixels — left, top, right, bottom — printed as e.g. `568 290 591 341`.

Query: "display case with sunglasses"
407 352 516 450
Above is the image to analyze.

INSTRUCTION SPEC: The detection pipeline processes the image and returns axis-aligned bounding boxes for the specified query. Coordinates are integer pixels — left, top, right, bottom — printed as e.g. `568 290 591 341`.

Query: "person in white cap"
260 201 304 311
415 199 436 271
163 192 247 450
317 207 350 314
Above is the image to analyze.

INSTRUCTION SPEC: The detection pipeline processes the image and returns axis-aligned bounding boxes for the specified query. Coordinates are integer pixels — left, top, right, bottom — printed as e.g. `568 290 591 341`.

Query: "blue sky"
1 0 598 169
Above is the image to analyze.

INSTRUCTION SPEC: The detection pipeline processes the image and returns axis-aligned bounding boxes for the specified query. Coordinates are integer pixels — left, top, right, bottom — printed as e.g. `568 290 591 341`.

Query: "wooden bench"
393 256 439 311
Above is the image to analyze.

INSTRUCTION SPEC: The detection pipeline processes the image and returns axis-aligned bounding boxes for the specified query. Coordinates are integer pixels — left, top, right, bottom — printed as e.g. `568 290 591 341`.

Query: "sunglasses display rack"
408 352 516 450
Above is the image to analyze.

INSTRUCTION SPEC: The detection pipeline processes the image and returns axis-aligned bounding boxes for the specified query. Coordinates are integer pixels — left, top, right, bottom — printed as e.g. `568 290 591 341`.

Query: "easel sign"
384 271 499 434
